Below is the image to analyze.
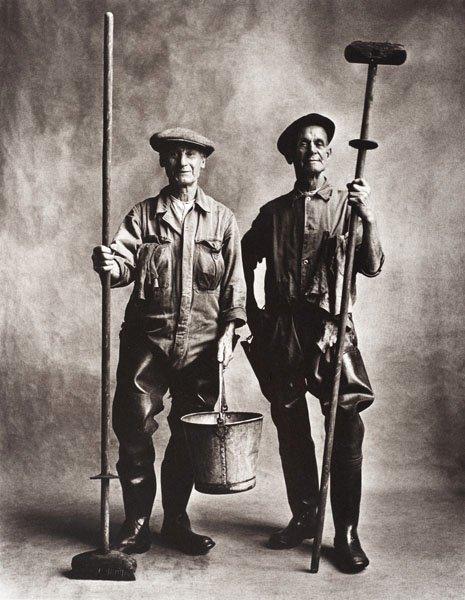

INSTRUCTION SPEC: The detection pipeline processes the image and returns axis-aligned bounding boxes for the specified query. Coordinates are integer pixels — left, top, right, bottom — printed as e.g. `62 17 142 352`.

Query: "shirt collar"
293 179 333 202
156 185 212 213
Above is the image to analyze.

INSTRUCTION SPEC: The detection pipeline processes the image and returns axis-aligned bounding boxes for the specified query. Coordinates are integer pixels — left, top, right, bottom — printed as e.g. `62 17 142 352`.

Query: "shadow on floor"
153 513 338 569
194 514 288 546
3 502 121 547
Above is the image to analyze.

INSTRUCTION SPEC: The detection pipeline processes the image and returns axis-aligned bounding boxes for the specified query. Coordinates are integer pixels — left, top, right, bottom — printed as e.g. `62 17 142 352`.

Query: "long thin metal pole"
310 61 377 573
100 11 113 555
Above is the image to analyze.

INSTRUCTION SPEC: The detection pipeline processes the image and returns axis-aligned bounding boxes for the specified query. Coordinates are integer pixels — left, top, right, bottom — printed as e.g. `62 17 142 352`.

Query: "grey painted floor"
1 475 464 600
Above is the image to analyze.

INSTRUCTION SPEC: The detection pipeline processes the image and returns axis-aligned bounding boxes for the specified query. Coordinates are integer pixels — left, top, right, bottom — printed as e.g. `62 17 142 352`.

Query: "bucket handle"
217 362 228 425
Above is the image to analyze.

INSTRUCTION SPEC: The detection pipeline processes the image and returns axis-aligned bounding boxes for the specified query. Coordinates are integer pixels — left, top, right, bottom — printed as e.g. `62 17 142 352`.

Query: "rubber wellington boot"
268 508 317 549
161 512 215 556
331 462 369 573
334 523 369 573
113 458 156 555
114 517 152 554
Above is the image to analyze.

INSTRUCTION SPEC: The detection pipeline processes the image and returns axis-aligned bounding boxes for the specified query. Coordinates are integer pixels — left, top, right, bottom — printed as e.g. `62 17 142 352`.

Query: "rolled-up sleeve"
219 214 247 327
110 204 143 288
354 221 385 277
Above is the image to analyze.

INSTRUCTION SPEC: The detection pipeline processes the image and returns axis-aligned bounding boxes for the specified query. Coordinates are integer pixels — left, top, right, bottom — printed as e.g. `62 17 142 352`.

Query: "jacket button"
303 259 309 265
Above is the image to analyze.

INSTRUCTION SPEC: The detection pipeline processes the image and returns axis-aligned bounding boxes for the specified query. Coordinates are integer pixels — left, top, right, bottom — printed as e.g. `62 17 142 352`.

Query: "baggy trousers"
112 327 218 521
270 398 365 524
248 310 373 524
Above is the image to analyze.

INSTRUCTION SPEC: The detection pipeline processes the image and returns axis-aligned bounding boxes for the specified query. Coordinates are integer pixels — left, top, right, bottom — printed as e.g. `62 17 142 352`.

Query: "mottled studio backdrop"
1 0 464 507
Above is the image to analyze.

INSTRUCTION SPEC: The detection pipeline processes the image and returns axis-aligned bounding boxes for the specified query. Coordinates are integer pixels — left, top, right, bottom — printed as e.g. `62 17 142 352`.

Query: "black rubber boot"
268 508 317 549
330 413 369 573
334 523 369 573
161 512 215 556
160 404 215 555
113 447 156 555
114 517 152 554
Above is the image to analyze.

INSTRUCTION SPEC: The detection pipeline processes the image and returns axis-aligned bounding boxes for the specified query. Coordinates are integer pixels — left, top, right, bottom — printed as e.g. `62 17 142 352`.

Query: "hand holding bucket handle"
217 361 229 425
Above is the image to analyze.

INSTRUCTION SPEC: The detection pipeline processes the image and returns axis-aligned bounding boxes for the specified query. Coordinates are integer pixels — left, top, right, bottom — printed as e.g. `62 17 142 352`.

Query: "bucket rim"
180 411 263 426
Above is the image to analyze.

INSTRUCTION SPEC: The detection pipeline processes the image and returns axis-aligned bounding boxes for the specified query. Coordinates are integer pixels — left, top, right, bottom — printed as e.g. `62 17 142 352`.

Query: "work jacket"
110 186 246 368
241 180 383 383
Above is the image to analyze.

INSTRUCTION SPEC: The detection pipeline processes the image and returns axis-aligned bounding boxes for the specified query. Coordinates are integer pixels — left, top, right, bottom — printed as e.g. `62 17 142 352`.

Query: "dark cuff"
221 306 247 328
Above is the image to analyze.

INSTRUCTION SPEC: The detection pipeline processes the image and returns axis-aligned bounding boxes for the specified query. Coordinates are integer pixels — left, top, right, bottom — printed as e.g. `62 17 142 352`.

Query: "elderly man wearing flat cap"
242 113 384 573
92 128 246 556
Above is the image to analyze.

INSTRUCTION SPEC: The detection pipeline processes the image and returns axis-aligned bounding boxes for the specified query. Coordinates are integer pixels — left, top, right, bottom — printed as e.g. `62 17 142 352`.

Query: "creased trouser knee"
113 390 161 440
112 390 161 519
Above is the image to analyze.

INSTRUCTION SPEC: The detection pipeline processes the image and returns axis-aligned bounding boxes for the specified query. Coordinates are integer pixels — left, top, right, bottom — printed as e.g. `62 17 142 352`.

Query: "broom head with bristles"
70 549 137 581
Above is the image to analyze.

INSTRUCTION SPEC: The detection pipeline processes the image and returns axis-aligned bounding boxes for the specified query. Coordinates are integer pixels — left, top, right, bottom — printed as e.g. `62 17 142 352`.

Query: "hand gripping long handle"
310 61 378 573
96 11 114 555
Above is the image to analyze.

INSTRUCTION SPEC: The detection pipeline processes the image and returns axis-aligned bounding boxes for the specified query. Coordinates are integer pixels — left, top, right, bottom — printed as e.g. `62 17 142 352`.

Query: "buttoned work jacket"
241 181 383 410
110 186 247 369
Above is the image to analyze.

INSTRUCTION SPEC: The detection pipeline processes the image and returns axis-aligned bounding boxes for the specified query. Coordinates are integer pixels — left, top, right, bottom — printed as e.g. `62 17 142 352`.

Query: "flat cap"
149 127 215 156
277 113 335 163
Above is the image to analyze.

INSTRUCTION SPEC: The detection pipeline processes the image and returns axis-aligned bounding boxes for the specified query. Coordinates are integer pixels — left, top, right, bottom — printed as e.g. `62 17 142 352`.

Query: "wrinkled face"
293 125 331 179
160 143 206 187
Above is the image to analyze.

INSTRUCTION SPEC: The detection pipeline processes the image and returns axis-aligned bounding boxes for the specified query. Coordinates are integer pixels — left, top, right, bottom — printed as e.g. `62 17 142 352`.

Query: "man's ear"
326 146 332 159
200 155 206 169
159 154 166 168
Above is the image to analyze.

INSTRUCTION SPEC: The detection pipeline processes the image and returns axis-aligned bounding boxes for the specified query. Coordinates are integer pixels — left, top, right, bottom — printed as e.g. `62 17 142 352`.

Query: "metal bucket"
181 411 263 494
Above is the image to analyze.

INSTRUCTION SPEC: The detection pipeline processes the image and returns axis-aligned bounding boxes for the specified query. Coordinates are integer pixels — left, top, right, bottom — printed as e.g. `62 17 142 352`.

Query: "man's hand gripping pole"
309 41 406 574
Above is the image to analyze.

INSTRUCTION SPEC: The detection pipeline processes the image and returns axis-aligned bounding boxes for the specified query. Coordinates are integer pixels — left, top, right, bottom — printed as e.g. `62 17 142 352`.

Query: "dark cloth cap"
149 127 215 156
277 113 335 163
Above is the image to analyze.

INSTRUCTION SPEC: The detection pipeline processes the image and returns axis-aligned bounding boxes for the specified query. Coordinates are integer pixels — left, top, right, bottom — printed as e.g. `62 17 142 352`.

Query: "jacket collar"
156 187 171 214
154 186 211 236
293 179 333 202
194 186 213 212
155 189 180 234
156 185 212 214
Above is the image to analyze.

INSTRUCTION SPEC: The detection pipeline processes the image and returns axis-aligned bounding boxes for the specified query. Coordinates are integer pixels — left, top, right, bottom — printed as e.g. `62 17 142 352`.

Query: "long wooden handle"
310 61 377 573
100 10 113 555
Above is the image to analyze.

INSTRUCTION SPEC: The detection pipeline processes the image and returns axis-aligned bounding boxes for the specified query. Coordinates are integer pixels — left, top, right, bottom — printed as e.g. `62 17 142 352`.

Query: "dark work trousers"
270 397 364 520
112 327 218 521
259 310 370 523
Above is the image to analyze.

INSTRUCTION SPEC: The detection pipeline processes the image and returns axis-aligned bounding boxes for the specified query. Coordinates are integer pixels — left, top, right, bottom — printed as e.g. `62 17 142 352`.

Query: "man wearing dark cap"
242 114 384 573
92 127 246 556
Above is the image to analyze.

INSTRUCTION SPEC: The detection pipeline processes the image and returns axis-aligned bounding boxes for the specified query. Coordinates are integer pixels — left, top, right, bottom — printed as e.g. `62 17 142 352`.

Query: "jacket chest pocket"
134 236 172 300
194 239 224 292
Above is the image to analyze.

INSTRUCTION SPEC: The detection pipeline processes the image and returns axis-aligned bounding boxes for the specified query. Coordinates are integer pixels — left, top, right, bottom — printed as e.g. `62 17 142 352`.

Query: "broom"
70 12 137 581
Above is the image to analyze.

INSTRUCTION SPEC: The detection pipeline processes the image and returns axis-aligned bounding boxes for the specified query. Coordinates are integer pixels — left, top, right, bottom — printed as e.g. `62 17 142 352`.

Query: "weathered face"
160 143 206 187
293 125 331 180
